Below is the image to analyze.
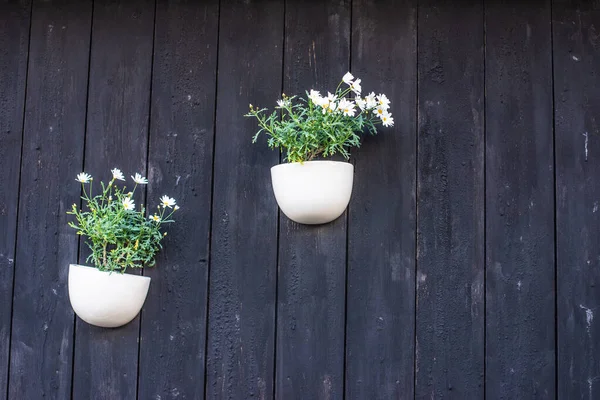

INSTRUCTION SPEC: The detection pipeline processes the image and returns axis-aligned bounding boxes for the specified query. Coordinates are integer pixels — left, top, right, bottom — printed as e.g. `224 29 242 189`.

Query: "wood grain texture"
345 1 417 399
275 1 349 399
138 1 218 399
8 1 91 398
485 1 555 398
71 1 154 399
205 1 282 398
0 1 31 397
416 2 485 398
553 1 600 398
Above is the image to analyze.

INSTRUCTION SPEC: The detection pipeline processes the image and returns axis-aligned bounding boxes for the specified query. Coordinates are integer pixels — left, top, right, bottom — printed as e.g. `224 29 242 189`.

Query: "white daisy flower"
355 97 366 110
131 173 148 185
338 98 356 117
320 92 336 114
122 197 135 211
365 92 377 109
76 172 92 183
377 93 391 109
160 195 176 208
308 89 322 105
374 105 387 118
111 168 125 181
174 205 180 211
276 99 289 108
342 72 354 85
149 214 161 222
350 79 362 95
381 112 394 127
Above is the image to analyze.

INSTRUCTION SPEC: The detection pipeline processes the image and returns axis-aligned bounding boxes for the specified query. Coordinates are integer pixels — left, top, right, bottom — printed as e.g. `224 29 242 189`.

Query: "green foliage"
67 170 179 273
245 73 394 163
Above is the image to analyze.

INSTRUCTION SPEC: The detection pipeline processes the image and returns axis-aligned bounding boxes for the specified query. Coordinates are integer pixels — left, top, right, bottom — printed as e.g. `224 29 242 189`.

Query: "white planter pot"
68 264 150 328
270 160 354 225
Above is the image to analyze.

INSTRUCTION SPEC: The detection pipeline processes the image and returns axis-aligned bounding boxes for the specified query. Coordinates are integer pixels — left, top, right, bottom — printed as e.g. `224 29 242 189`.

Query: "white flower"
76 172 92 183
131 173 148 185
111 168 125 181
149 214 161 222
276 99 289 108
365 92 377 108
350 79 362 95
342 72 354 85
319 92 338 114
374 105 387 118
174 205 180 211
377 93 391 109
308 89 322 105
380 112 394 127
338 98 356 117
355 97 366 110
122 197 135 211
160 195 176 208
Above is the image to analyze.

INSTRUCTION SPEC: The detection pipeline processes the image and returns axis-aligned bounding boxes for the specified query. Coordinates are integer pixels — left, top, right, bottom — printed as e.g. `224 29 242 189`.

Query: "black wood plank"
275 1 349 399
485 2 555 398
205 1 282 398
345 1 416 398
138 1 218 399
0 1 31 398
71 1 155 399
553 1 600 398
8 1 92 398
416 2 485 398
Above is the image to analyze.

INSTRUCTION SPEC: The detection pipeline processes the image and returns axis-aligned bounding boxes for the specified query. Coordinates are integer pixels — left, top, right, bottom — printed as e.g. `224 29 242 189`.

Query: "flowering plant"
67 168 179 273
245 72 393 163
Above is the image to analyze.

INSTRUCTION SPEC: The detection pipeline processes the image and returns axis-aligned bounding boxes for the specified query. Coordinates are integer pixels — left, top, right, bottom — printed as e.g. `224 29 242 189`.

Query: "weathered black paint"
485 1 556 398
276 1 349 399
417 1 485 398
138 1 219 399
1 1 598 399
72 1 154 399
553 1 600 398
8 1 92 398
0 1 30 398
345 1 417 399
205 1 282 398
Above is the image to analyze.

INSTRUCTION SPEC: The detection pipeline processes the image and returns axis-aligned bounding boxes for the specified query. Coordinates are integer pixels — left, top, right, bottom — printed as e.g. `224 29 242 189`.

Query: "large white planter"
68 264 150 328
271 160 354 225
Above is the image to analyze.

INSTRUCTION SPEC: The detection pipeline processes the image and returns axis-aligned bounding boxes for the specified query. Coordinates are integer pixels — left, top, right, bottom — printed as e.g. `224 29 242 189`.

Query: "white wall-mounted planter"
270 160 354 225
68 264 150 328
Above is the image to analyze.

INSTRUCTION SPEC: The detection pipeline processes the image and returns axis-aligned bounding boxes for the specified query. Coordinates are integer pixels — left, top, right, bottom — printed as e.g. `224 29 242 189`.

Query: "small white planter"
270 160 354 225
68 264 150 328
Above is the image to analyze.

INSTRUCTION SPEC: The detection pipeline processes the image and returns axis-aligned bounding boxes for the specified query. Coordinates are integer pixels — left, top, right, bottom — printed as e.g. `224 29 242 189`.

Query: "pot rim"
69 263 151 281
271 160 353 171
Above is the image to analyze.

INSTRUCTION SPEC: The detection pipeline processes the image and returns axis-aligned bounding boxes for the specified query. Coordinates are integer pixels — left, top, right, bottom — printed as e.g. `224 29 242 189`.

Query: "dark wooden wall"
0 0 598 399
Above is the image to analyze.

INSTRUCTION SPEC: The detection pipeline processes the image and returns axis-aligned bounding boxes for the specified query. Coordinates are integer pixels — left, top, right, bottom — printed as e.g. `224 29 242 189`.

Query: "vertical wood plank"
0 1 31 397
485 1 556 398
275 1 349 399
553 1 600 398
416 2 485 398
345 0 417 398
71 1 155 399
205 1 282 398
138 0 219 399
8 1 92 398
